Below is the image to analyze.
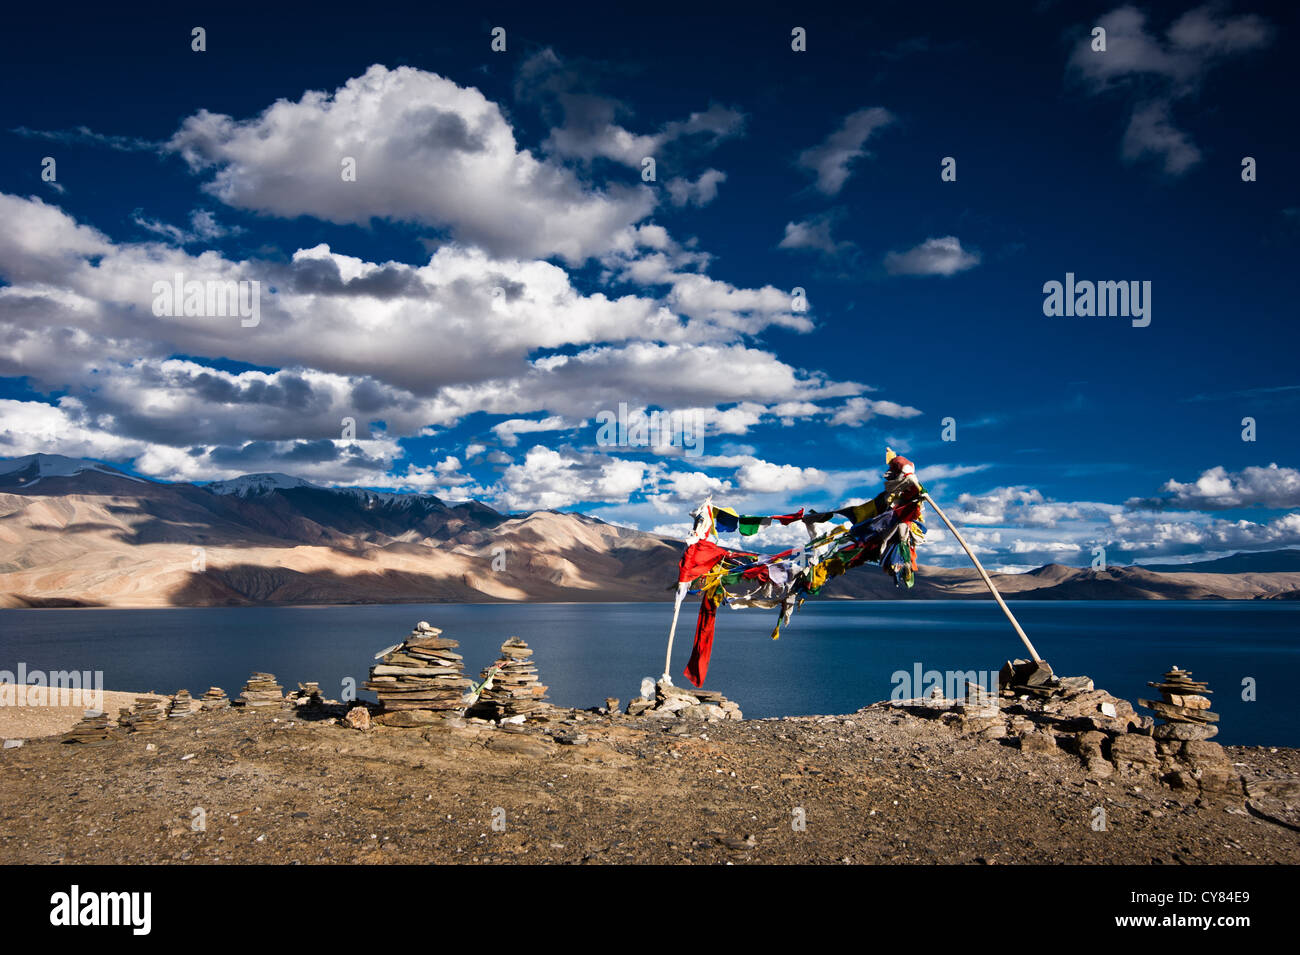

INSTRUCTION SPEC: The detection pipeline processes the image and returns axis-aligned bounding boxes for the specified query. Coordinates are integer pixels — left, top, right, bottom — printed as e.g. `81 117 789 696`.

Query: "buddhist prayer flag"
677 539 729 582
683 595 718 687
677 451 927 686
712 506 806 536
711 507 740 532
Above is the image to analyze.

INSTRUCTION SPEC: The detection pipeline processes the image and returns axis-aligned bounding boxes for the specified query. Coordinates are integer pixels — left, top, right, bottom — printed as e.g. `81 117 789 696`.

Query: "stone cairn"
62 710 122 745
880 664 1142 763
467 637 549 721
627 679 742 721
365 622 471 714
1138 666 1240 797
118 697 167 734
1140 666 1218 741
199 687 229 711
866 658 1243 799
167 689 196 720
288 681 324 709
237 672 284 707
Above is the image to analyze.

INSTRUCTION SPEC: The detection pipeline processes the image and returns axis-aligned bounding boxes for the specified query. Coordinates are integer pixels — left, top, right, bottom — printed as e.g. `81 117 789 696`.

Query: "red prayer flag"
678 539 729 582
684 596 717 687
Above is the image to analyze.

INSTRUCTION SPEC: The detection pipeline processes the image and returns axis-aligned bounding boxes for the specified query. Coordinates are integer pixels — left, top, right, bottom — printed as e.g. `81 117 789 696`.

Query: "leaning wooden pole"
922 492 1043 663
663 581 689 681
664 499 712 683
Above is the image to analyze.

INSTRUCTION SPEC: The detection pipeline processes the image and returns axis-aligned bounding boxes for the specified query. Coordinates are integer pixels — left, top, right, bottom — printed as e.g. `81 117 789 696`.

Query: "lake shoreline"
3 601 1297 746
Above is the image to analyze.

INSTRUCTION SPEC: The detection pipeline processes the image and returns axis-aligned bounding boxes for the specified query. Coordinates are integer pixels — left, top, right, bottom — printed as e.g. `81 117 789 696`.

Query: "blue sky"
0 1 1296 569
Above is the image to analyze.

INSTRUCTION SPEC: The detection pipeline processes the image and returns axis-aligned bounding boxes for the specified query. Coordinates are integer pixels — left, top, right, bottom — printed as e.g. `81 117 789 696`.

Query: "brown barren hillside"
2 455 1298 608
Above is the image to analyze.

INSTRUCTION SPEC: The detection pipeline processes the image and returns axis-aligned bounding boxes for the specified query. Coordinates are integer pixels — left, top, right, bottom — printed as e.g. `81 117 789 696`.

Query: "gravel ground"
1 702 1297 865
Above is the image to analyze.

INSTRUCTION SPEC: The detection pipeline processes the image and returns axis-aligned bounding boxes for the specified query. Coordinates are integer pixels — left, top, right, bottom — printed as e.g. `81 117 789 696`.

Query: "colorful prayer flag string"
709 506 806 536
675 450 926 686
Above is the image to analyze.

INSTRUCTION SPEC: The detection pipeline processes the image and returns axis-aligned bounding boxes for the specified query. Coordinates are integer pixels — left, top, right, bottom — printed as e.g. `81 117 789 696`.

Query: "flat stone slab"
1245 778 1300 830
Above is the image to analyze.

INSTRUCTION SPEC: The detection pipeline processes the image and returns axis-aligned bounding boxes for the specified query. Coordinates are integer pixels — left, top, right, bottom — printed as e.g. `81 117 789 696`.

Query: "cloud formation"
796 108 894 195
883 236 980 276
1128 464 1300 511
1067 5 1273 176
0 191 899 499
778 211 854 256
168 65 657 265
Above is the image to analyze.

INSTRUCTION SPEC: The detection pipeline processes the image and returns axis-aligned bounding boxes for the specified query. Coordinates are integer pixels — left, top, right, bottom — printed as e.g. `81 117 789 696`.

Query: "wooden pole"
922 492 1043 663
664 498 713 683
663 581 689 681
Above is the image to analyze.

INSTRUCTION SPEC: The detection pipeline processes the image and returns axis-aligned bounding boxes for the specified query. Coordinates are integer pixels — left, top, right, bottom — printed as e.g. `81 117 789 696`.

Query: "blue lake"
1 600 1296 746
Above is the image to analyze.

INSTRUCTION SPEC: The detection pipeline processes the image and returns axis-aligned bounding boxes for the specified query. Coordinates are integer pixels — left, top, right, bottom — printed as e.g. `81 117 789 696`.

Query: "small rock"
1245 777 1300 828
1152 721 1218 741
1017 731 1058 754
1085 757 1114 779
681 704 726 721
1110 733 1159 772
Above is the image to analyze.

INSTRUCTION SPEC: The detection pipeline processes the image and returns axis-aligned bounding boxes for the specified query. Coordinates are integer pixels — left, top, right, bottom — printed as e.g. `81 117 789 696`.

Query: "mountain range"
2 453 1298 608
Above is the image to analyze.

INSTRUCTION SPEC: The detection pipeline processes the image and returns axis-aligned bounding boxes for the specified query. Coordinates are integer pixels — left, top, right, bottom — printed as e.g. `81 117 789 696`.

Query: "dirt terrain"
2 701 1297 865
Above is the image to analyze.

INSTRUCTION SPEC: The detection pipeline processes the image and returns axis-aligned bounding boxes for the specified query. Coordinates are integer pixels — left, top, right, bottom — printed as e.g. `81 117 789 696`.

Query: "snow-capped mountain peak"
204 473 321 497
0 453 147 486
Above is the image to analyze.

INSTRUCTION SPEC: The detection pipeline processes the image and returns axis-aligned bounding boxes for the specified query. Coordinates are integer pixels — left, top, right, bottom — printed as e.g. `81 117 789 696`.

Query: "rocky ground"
1 685 1298 865
0 690 164 740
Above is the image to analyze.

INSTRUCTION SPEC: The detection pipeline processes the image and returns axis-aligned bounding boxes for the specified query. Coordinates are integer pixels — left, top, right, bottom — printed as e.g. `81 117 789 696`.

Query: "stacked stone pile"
167 689 196 720
999 658 1056 696
868 660 1244 799
199 687 229 711
365 622 471 713
289 681 324 708
994 661 1143 738
1037 687 1141 733
626 680 742 721
1138 667 1240 797
467 638 549 721
118 697 167 734
1140 667 1218 740
1004 670 1143 760
62 710 122 745
237 673 284 707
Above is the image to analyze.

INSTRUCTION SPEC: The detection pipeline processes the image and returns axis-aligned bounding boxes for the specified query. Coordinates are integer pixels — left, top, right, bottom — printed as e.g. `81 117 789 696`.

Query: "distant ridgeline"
1 454 1298 607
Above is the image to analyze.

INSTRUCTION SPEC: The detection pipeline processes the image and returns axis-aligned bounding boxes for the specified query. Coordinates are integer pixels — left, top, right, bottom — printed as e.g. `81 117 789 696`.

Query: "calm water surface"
1 601 1296 746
